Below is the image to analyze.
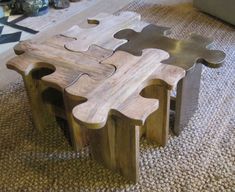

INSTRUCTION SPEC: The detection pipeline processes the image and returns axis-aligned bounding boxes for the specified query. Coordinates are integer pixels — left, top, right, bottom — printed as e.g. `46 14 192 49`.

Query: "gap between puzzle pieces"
61 10 225 72
65 48 185 129
7 37 185 130
114 24 226 71
7 38 115 91
62 11 171 53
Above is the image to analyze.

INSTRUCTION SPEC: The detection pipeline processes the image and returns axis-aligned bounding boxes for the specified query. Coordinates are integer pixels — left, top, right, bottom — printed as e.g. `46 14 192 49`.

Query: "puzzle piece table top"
10 11 173 91
62 11 151 52
7 38 185 131
7 11 225 132
7 40 115 90
66 49 185 129
114 24 226 71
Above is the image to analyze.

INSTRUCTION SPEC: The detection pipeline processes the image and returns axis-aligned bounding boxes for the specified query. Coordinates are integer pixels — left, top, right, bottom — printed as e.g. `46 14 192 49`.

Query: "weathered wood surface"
142 85 171 146
66 49 185 129
63 11 149 52
61 12 225 137
65 49 184 181
0 0 134 89
7 37 115 150
6 11 187 182
89 116 140 182
7 42 185 182
8 40 115 91
7 11 187 148
0 0 98 56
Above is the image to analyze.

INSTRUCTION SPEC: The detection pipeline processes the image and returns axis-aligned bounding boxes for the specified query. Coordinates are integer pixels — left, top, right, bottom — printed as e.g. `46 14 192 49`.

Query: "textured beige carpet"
0 0 234 191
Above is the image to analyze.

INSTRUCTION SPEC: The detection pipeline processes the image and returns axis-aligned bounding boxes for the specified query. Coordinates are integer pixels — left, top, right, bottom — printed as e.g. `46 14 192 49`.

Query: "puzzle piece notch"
66 49 185 129
7 40 115 90
63 11 147 52
62 11 141 39
114 24 226 71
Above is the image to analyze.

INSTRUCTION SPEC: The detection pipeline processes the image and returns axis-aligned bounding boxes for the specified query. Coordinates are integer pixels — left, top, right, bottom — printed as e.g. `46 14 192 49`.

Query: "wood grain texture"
63 94 89 150
0 0 134 89
7 40 115 91
66 49 185 129
6 12 186 150
142 85 171 146
6 11 185 180
7 37 115 150
89 116 140 182
22 74 57 132
63 11 149 52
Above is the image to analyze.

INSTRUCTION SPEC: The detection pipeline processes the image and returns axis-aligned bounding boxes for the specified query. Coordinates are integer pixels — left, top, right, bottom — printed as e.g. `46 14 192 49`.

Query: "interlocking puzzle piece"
63 11 150 52
66 49 185 128
8 40 115 90
7 39 115 151
114 24 226 136
64 49 185 182
114 24 226 70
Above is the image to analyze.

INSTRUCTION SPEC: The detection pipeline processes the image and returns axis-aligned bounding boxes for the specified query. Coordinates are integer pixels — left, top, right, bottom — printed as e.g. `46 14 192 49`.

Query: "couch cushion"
193 0 235 25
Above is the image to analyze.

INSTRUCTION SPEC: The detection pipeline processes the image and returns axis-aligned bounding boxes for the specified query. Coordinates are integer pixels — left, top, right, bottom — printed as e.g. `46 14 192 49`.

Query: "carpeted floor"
0 0 235 191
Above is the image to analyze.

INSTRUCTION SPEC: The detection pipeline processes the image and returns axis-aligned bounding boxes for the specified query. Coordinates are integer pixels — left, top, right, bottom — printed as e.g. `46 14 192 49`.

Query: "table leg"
23 74 56 131
143 85 170 146
173 64 202 135
89 116 140 182
63 95 89 151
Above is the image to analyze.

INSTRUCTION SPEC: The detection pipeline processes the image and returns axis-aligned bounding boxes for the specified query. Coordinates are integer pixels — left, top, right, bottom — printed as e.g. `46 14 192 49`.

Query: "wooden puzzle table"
6 11 225 182
61 11 225 137
114 24 226 135
7 38 184 183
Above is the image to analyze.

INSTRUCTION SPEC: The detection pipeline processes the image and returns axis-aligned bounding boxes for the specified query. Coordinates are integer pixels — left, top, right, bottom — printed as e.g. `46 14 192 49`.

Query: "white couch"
193 0 235 25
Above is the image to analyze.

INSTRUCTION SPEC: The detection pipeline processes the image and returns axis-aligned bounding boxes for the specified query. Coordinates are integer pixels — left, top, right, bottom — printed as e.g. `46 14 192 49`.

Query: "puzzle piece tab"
63 11 150 52
66 49 185 129
114 24 226 70
8 40 115 90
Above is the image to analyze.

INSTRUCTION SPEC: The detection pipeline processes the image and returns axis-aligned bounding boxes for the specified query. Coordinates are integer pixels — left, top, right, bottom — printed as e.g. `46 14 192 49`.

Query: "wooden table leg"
63 95 89 151
23 74 56 131
89 116 140 182
143 85 170 146
173 64 202 135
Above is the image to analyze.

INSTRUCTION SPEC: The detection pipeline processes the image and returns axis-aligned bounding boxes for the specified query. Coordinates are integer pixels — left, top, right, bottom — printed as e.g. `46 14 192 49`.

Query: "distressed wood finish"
7 11 147 151
114 24 225 135
63 93 90 150
63 11 149 52
66 49 185 129
22 74 57 131
55 13 180 146
142 85 171 146
89 116 140 182
7 44 185 182
8 11 147 127
10 40 115 90
6 11 189 181
7 38 115 150
65 49 184 181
